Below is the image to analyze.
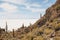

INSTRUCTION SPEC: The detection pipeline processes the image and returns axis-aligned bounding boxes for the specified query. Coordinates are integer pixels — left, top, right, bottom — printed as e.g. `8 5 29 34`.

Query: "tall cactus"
40 13 42 18
13 29 15 37
21 24 24 28
29 23 32 26
5 22 8 33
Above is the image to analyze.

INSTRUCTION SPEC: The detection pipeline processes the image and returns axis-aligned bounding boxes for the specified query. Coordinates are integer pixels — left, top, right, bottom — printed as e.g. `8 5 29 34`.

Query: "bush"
44 28 53 35
24 28 30 33
34 36 44 40
56 6 60 10
26 35 34 40
55 23 60 31
36 32 43 36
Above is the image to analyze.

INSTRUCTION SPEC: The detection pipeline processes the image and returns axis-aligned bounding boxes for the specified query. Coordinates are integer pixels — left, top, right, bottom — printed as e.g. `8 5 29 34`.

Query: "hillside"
0 0 60 40
19 0 60 40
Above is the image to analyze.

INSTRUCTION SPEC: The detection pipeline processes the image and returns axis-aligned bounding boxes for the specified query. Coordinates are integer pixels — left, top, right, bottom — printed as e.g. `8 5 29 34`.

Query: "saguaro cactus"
13 29 15 37
21 24 24 28
40 13 42 18
6 22 8 33
29 23 32 26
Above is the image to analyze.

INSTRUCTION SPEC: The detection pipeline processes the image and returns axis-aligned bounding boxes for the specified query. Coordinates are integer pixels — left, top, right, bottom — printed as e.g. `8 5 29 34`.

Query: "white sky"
0 19 38 31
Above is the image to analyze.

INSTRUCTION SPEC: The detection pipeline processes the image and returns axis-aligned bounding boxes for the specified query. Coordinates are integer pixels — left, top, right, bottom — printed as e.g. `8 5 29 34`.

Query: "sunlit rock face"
56 0 60 4
36 0 60 27
44 0 60 21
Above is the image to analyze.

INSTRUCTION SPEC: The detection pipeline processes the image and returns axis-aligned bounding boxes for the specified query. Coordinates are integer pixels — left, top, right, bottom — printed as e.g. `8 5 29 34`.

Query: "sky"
0 0 56 31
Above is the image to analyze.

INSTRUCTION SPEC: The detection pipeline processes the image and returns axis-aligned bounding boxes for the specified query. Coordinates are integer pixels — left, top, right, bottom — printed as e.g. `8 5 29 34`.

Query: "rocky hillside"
0 0 60 40
19 0 60 40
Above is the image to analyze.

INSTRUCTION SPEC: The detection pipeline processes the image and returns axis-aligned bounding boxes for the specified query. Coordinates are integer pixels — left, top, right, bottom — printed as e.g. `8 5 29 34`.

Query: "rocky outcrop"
44 0 60 20
56 0 60 4
34 0 60 28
